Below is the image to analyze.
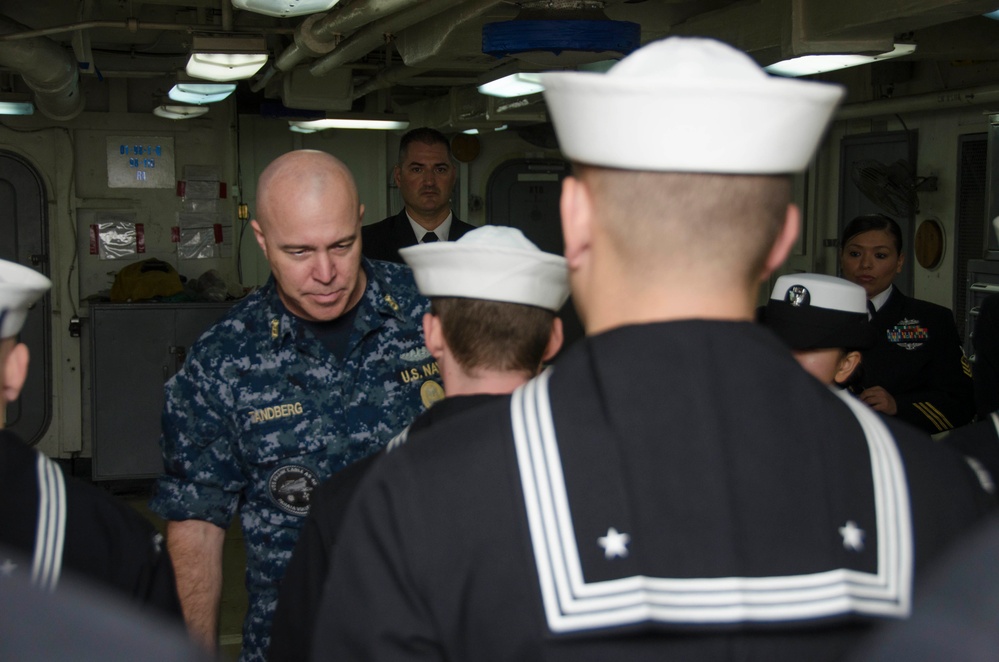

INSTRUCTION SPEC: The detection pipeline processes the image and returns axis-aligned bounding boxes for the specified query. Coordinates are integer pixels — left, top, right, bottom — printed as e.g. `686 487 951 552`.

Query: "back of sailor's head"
540 37 845 295
399 226 569 373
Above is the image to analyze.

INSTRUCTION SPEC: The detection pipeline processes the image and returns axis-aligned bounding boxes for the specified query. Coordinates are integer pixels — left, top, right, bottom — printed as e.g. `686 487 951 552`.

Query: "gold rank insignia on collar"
383 294 399 312
271 318 280 338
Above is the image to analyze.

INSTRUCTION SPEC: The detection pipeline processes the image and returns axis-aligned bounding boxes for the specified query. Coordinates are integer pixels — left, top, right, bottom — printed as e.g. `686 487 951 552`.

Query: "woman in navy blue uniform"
840 214 974 434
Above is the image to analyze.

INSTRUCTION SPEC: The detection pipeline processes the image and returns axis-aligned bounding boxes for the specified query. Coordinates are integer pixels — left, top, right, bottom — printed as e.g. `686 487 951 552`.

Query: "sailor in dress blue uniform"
311 38 993 662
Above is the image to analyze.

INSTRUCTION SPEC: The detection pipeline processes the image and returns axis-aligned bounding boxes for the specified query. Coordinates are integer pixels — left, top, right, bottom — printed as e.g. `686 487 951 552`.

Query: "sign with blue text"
106 136 175 188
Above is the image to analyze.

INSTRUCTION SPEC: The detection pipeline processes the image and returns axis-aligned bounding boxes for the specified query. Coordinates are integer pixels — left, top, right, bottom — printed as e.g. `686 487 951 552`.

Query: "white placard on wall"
106 136 175 188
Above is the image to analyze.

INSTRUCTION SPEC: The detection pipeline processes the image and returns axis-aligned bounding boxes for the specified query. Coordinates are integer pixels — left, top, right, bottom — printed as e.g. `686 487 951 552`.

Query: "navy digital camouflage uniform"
149 258 443 661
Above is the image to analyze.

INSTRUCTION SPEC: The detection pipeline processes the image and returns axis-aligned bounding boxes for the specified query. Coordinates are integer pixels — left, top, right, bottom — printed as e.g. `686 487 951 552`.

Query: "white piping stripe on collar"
30 452 66 592
511 371 913 633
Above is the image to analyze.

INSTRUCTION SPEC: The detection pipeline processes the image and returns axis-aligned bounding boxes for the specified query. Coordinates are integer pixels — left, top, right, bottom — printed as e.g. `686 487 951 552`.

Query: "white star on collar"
839 520 865 552
598 527 631 560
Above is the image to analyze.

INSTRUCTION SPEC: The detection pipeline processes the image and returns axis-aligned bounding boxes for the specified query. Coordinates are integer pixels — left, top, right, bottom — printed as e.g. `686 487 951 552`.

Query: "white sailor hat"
398 226 570 312
539 37 844 174
760 273 875 350
0 258 51 339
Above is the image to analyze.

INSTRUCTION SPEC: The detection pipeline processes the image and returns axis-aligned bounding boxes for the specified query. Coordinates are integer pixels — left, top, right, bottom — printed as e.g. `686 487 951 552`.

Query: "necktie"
422 232 439 243
867 300 877 320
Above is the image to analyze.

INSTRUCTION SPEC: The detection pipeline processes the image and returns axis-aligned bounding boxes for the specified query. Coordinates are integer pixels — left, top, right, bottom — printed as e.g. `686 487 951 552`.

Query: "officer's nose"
314 252 335 283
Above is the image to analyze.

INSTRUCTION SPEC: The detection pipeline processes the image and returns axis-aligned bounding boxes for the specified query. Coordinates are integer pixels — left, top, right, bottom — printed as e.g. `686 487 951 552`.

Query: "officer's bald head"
256 150 360 232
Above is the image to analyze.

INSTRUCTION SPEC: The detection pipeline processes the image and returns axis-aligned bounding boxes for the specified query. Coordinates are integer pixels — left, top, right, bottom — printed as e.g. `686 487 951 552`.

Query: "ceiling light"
764 43 916 77
462 125 508 135
0 95 34 116
154 104 210 120
231 0 339 18
478 73 544 99
185 36 269 82
289 115 410 131
985 9 999 19
168 83 237 104
289 124 318 134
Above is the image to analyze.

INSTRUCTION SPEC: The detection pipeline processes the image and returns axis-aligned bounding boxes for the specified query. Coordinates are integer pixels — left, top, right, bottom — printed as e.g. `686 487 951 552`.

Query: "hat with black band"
760 273 875 351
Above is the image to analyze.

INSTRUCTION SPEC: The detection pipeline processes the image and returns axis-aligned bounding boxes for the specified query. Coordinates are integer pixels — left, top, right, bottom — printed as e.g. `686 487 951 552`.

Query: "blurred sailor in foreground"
311 37 993 662
759 273 875 386
270 225 568 661
0 258 183 617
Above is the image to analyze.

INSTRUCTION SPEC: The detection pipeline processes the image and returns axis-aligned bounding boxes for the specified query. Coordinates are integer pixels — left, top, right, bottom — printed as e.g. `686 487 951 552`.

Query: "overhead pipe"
836 83 999 120
269 0 427 76
310 0 499 76
351 64 429 100
0 14 84 121
0 18 293 41
384 0 506 67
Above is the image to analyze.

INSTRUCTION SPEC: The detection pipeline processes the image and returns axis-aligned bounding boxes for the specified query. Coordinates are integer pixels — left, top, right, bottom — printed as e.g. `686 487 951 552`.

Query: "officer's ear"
1 340 29 407
251 219 269 259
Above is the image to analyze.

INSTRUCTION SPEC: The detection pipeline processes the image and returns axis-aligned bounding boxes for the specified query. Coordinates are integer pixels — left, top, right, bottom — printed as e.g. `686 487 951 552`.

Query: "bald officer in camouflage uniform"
149 150 442 661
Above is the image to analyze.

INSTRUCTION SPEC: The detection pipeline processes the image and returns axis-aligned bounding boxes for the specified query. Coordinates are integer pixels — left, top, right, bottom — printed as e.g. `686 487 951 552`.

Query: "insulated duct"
0 14 84 121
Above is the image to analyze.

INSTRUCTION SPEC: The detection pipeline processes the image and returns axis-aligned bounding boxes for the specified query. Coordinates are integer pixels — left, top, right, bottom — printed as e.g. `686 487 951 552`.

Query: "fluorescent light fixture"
478 73 544 98
289 123 318 134
231 0 338 18
462 125 508 135
154 104 210 120
185 36 268 82
187 52 268 82
0 96 34 116
985 9 999 19
765 43 916 77
289 115 410 131
168 83 237 104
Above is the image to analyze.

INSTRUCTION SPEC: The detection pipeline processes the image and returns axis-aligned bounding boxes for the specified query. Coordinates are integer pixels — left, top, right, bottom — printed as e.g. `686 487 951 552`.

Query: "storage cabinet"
87 302 234 480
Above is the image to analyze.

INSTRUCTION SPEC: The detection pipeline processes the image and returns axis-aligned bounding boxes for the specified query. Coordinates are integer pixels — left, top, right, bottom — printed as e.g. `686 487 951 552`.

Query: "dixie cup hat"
399 225 571 312
761 273 876 350
539 36 845 174
0 258 52 339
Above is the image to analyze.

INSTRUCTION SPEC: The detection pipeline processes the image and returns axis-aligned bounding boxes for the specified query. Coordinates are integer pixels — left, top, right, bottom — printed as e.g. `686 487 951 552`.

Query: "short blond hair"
575 166 792 283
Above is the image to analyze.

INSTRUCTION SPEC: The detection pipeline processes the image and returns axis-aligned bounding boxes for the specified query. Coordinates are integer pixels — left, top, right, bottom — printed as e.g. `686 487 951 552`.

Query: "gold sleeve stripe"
913 402 953 431
962 356 973 378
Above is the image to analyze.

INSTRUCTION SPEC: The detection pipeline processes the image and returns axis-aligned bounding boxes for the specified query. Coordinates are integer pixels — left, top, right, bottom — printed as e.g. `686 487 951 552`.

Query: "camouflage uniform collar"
362 257 408 323
262 262 407 348
260 277 299 346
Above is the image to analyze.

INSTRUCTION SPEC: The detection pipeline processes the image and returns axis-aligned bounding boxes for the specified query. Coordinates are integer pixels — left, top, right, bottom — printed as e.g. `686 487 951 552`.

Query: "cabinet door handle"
168 345 187 374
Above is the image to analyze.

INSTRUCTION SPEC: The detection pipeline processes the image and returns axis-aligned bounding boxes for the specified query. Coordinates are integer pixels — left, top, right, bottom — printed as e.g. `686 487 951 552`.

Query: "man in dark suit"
362 127 476 263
